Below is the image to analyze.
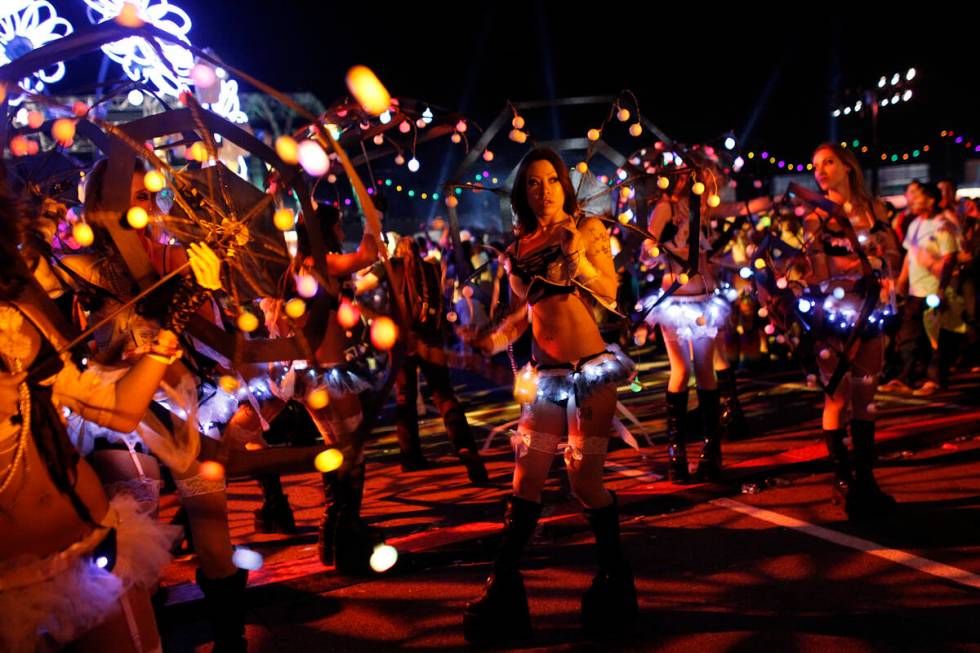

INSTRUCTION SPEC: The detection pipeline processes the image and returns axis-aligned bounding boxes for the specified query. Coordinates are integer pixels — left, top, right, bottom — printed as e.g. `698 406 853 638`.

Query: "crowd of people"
1 134 978 652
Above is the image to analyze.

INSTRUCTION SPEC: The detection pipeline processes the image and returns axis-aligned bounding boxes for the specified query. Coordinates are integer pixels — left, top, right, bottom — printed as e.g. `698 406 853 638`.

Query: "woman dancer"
0 170 216 652
640 172 731 482
463 148 637 642
805 143 901 518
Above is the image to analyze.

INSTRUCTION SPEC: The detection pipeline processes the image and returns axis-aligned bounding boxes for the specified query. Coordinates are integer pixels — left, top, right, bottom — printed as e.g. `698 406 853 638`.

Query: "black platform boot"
581 492 638 637
196 567 248 653
665 390 691 483
319 459 384 572
849 420 897 518
695 388 723 481
463 495 542 644
717 367 749 441
824 428 854 513
254 474 297 534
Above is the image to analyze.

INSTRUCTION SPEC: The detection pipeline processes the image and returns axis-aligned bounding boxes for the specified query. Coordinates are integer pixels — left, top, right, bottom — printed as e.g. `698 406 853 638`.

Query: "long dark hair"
510 148 579 235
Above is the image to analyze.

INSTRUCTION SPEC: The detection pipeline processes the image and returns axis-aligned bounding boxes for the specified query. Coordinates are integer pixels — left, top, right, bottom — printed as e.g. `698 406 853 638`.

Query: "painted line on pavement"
712 497 980 592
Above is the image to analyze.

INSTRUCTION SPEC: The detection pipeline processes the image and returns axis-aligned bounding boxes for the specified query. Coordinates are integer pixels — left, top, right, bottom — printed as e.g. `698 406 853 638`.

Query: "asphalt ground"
159 357 980 652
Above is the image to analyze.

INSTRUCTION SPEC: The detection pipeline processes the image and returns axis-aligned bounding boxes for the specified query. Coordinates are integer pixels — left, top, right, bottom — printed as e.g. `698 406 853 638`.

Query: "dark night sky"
45 1 979 210
179 2 977 161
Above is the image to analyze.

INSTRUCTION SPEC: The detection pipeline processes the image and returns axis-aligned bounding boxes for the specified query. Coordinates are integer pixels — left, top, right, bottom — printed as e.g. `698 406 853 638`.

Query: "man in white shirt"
890 183 959 394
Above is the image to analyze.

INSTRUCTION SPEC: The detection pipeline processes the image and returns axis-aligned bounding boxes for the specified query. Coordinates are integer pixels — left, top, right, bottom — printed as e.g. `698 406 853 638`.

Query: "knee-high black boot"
695 388 723 481
318 459 384 572
196 568 248 653
665 390 690 483
717 367 749 440
849 420 897 517
254 474 296 534
581 492 638 636
463 495 542 644
824 428 854 513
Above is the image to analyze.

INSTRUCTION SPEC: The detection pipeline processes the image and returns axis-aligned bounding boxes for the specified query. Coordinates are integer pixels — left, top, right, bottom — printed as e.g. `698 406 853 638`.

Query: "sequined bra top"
508 241 575 306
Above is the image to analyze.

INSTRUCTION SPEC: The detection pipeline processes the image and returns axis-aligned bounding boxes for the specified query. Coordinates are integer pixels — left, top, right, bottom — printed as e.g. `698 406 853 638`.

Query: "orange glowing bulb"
273 208 295 231
126 206 149 229
51 118 76 144
657 176 670 190
306 387 330 410
707 194 721 208
314 448 344 472
116 2 144 27
188 141 208 162
691 182 705 196
346 65 391 116
587 128 601 141
218 375 240 393
27 111 44 129
72 222 94 247
285 298 306 319
143 170 166 192
629 123 643 137
337 299 361 328
576 162 589 174
199 461 225 481
275 135 299 164
370 316 398 350
237 311 259 333
9 135 29 156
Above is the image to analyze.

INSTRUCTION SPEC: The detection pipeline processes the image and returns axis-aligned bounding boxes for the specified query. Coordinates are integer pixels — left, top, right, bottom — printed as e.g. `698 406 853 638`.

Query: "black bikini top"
507 240 576 306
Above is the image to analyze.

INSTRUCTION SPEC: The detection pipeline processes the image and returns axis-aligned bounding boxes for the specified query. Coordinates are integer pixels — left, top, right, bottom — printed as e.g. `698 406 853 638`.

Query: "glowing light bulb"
617 107 631 122
445 196 459 208
509 129 527 143
191 63 217 89
275 136 299 164
72 101 89 117
482 149 494 162
116 2 144 27
451 133 462 144
370 317 398 350
296 274 318 298
274 208 295 231
72 222 94 247
724 136 736 150
657 176 670 190
306 387 329 410
407 157 420 172
346 65 391 116
754 258 766 270
373 133 384 145
707 194 721 208
230 547 264 572
691 181 705 195
512 115 525 129
739 267 753 279
315 448 344 472
285 298 306 318
587 128 601 141
398 120 411 134
629 123 643 137
456 120 468 133
218 375 240 393
832 287 846 300
394 154 406 166
199 461 225 481
678 273 690 284
925 293 941 308
337 299 361 328
237 311 259 333
370 544 398 573
27 111 44 129
576 161 588 174
143 170 166 192
126 206 149 229
51 119 76 144
188 141 208 162
298 140 329 176
9 135 29 157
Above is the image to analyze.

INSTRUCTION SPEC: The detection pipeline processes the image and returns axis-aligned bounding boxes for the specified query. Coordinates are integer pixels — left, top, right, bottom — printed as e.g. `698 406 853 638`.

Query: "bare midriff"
0 438 108 560
529 293 606 365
